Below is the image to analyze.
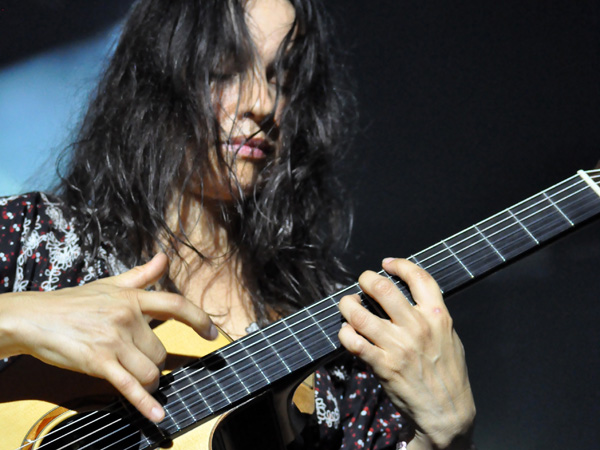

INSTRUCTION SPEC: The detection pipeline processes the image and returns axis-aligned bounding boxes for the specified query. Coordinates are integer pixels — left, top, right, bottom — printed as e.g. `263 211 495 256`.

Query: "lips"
224 137 274 161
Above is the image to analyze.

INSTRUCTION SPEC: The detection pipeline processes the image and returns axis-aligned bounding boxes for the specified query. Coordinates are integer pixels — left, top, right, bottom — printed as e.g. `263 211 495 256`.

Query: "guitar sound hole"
37 410 143 449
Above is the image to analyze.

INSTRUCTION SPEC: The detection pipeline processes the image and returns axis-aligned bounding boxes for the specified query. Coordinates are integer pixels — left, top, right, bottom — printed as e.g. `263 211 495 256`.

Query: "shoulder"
0 192 73 235
0 193 125 292
1 192 78 255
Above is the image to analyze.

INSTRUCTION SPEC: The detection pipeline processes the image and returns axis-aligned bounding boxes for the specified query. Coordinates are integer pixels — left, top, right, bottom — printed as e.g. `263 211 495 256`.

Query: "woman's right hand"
0 253 216 422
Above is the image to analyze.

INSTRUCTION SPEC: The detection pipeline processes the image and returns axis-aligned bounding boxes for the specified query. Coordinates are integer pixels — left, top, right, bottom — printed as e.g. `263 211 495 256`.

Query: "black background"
2 1 599 448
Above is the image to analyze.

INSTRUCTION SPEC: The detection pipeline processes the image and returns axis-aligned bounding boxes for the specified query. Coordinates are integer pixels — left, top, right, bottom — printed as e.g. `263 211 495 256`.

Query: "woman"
0 0 475 448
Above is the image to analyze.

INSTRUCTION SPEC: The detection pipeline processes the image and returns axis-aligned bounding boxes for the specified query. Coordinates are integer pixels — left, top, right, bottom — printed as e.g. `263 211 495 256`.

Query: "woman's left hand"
338 258 476 449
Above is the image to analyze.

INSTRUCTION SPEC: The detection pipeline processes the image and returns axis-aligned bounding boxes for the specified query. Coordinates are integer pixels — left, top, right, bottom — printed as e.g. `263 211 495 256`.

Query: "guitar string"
132 170 600 390
427 177 600 286
407 170 599 269
39 184 600 445
38 178 600 448
28 172 600 450
61 182 599 450
426 182 600 286
26 172 600 450
407 172 600 275
27 172 600 450
124 173 600 447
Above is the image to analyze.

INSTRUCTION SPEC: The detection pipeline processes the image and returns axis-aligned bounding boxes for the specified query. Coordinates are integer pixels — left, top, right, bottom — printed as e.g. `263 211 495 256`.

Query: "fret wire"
408 254 425 268
474 224 505 261
262 327 292 375
227 340 264 389
163 306 348 425
543 192 574 226
161 293 351 399
427 190 590 283
410 175 585 270
442 240 474 278
162 300 346 405
508 209 539 244
154 308 349 442
422 195 599 288
177 387 200 422
158 324 346 450
305 300 338 350
105 305 347 450
157 283 360 395
164 305 344 411
382 183 597 292
282 319 313 362
413 181 591 275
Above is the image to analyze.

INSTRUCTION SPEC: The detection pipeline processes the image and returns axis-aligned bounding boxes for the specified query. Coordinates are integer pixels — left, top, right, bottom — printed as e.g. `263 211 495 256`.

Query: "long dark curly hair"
56 0 355 325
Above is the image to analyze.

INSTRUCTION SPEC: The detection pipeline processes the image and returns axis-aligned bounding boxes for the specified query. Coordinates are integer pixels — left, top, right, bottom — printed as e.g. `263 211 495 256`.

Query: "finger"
112 253 169 290
102 360 165 422
357 270 414 321
338 322 385 369
117 345 162 393
338 294 395 348
130 326 168 369
137 291 218 341
382 258 446 311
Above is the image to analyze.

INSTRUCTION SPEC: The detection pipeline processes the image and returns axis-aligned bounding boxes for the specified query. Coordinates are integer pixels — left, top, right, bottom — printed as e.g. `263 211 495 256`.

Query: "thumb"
112 253 169 289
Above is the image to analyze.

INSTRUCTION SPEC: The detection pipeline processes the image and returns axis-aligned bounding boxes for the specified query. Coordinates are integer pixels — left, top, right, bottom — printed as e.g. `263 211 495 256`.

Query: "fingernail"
382 257 395 264
151 406 164 422
208 324 219 340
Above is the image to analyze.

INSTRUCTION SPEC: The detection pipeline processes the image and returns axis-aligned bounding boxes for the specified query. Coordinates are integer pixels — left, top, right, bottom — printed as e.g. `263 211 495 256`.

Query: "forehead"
245 0 296 63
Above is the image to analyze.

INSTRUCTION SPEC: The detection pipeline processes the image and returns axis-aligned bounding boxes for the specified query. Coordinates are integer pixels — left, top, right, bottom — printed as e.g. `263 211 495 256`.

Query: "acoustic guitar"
1 169 599 450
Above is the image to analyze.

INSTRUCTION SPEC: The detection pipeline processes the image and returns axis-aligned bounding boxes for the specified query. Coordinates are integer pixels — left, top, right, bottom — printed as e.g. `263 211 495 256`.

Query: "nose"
238 68 276 124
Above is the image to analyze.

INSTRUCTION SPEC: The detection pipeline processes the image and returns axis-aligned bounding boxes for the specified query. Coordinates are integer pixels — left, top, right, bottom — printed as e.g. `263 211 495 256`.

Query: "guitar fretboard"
150 169 600 445
36 170 600 449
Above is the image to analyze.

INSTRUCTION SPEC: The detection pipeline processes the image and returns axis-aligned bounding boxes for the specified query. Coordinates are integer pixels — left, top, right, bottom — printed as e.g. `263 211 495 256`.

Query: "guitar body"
0 320 314 450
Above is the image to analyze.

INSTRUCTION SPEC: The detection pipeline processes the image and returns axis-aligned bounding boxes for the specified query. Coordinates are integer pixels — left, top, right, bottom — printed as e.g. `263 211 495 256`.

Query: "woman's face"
205 0 295 200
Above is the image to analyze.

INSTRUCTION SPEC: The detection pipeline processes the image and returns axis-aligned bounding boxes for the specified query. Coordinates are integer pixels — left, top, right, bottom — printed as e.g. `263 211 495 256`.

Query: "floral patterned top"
0 192 411 449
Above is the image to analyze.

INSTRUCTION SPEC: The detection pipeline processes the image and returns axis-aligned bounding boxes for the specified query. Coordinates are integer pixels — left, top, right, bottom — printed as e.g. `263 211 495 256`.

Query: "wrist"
411 423 475 450
0 292 34 358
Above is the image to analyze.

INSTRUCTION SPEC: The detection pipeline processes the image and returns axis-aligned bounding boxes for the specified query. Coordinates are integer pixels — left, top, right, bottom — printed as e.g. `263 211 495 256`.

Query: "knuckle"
349 308 370 330
353 338 366 357
140 365 160 387
413 318 432 341
168 294 186 314
398 345 417 365
411 267 432 283
111 304 137 324
155 345 167 367
439 312 453 331
128 266 145 279
114 372 137 394
372 277 395 296
431 306 454 330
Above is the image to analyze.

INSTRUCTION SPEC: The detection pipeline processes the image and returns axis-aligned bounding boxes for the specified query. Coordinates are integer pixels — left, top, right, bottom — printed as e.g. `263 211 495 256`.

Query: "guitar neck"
142 169 600 447
393 169 600 303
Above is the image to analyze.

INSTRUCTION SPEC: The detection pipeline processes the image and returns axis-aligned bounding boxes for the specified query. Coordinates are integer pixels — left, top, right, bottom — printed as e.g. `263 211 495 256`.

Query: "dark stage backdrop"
329 1 600 449
2 1 599 449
